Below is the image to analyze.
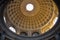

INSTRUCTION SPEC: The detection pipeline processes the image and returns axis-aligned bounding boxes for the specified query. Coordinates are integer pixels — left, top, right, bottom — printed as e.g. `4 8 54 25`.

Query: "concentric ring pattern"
4 0 58 36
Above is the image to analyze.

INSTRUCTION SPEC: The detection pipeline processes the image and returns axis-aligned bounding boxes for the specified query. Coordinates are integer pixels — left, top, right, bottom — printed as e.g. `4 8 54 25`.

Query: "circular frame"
0 0 60 40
